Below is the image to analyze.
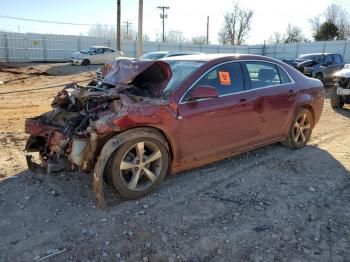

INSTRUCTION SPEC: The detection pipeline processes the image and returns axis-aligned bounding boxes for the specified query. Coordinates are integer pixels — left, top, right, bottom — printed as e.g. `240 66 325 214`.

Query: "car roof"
161 53 271 62
91 46 113 49
142 51 201 55
300 53 340 56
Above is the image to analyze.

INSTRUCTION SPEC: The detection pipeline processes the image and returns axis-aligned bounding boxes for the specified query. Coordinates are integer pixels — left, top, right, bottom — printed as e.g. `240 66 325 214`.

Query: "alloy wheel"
119 142 163 191
293 113 311 144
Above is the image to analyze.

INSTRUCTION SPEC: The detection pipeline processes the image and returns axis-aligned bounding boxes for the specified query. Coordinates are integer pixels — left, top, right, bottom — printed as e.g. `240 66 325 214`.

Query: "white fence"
1 31 350 63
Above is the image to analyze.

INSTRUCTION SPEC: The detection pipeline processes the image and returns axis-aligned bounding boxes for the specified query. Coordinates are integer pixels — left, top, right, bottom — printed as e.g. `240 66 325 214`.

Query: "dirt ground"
0 63 349 262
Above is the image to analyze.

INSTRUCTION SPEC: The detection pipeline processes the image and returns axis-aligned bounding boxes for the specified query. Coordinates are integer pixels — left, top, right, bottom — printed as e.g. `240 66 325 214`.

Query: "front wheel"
108 134 169 199
81 59 90 66
282 109 313 149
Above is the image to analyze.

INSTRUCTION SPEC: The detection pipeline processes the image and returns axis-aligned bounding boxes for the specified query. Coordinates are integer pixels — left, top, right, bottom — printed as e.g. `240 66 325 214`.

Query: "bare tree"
284 24 305 43
309 4 350 41
324 3 350 39
88 24 116 38
218 1 253 45
164 30 187 43
267 31 283 44
309 15 321 33
191 35 208 45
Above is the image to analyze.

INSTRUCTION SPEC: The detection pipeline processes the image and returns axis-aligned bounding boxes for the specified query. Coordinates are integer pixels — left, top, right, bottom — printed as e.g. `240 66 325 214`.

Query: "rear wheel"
108 133 169 199
330 86 344 108
81 59 90 66
282 109 313 149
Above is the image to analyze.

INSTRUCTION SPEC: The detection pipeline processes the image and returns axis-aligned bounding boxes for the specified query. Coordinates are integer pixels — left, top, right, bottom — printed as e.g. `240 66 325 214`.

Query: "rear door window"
104 48 115 53
243 62 282 89
324 55 333 65
193 62 244 96
332 54 342 64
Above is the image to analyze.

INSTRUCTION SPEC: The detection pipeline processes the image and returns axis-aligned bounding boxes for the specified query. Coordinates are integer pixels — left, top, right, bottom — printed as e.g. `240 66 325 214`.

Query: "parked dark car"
24 54 324 206
283 53 344 84
331 64 350 108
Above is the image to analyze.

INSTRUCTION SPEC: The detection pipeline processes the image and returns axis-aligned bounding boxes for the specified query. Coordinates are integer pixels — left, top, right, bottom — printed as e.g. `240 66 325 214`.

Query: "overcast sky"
0 0 349 44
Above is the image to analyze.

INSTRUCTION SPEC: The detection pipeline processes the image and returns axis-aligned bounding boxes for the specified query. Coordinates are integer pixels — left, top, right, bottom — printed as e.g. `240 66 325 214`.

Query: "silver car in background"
70 46 123 66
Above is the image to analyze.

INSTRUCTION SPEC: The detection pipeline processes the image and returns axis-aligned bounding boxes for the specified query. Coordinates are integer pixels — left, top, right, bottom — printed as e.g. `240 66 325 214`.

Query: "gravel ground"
0 63 349 262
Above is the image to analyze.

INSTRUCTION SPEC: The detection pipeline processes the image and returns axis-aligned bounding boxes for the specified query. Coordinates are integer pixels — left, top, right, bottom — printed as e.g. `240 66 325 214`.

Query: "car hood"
335 67 350 78
71 52 88 59
284 59 321 69
101 58 172 87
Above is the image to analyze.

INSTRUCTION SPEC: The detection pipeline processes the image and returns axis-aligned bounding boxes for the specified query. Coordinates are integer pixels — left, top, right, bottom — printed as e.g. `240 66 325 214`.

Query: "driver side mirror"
190 85 218 100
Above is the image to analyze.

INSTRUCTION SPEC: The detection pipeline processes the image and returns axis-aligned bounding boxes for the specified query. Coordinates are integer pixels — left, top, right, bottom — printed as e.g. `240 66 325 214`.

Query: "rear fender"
296 93 316 124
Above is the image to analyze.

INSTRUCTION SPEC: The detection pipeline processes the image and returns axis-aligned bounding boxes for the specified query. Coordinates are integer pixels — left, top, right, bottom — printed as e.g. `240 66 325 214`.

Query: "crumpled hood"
101 58 172 86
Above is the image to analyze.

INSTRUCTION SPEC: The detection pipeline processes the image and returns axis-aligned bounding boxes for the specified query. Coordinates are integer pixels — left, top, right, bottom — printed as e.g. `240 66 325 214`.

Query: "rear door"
241 61 298 142
90 48 105 64
332 54 344 72
323 54 336 81
103 48 117 61
176 61 261 163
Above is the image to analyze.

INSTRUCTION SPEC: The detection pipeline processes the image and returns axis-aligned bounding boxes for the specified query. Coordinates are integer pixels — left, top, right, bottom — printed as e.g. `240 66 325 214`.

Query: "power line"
0 14 116 27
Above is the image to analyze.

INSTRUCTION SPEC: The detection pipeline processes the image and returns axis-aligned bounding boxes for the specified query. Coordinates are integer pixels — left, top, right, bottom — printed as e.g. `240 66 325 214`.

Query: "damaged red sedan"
24 54 324 205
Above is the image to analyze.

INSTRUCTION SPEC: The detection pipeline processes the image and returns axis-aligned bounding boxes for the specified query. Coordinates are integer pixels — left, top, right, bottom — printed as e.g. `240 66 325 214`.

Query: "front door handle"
238 98 247 106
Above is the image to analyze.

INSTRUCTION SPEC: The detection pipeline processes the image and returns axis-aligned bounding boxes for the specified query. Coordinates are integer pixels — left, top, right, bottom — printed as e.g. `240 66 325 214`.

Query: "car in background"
25 54 324 202
283 53 344 84
70 46 123 66
96 51 202 80
331 64 350 108
140 51 201 60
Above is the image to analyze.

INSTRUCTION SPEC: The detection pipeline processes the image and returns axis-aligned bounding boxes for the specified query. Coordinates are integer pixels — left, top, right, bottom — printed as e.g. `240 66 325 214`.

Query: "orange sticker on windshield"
219 71 231 85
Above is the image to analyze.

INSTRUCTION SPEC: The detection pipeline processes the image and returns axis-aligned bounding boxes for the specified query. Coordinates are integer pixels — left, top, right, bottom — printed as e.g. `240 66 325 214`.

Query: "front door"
175 62 261 164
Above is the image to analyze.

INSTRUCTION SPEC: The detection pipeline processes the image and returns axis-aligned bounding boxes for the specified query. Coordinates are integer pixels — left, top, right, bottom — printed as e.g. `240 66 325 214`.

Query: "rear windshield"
162 60 205 99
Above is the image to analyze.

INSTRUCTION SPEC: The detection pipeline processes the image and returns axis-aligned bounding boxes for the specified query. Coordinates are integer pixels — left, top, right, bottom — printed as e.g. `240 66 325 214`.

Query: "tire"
107 131 169 199
81 59 90 66
282 108 314 149
330 86 344 108
315 73 323 83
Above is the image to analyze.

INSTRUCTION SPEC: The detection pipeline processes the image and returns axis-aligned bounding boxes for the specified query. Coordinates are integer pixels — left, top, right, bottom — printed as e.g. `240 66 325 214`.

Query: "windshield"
161 60 205 99
80 47 96 54
298 54 324 63
140 53 167 60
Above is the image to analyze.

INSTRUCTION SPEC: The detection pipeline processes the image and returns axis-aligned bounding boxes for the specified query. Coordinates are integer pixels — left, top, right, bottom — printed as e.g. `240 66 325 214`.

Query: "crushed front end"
24 58 172 174
24 81 128 173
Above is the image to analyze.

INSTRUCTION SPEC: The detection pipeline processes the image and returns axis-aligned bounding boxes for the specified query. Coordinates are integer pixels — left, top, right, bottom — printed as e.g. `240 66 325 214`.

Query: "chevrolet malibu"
24 54 324 206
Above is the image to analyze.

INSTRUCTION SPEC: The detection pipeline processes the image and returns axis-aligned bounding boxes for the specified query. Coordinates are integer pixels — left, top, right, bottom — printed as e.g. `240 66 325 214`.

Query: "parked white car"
69 46 123 66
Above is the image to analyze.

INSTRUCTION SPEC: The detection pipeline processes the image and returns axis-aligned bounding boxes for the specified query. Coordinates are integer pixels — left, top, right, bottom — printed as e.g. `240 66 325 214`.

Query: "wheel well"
300 104 315 127
115 126 174 162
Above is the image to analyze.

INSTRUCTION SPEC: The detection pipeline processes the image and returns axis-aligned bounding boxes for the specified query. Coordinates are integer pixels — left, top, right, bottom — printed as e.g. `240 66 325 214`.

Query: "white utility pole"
137 0 143 57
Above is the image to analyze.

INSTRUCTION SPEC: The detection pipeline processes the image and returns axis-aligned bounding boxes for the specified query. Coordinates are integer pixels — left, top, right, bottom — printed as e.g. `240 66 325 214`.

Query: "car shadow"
44 63 101 76
332 106 350 118
1 144 350 261
1 143 349 208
